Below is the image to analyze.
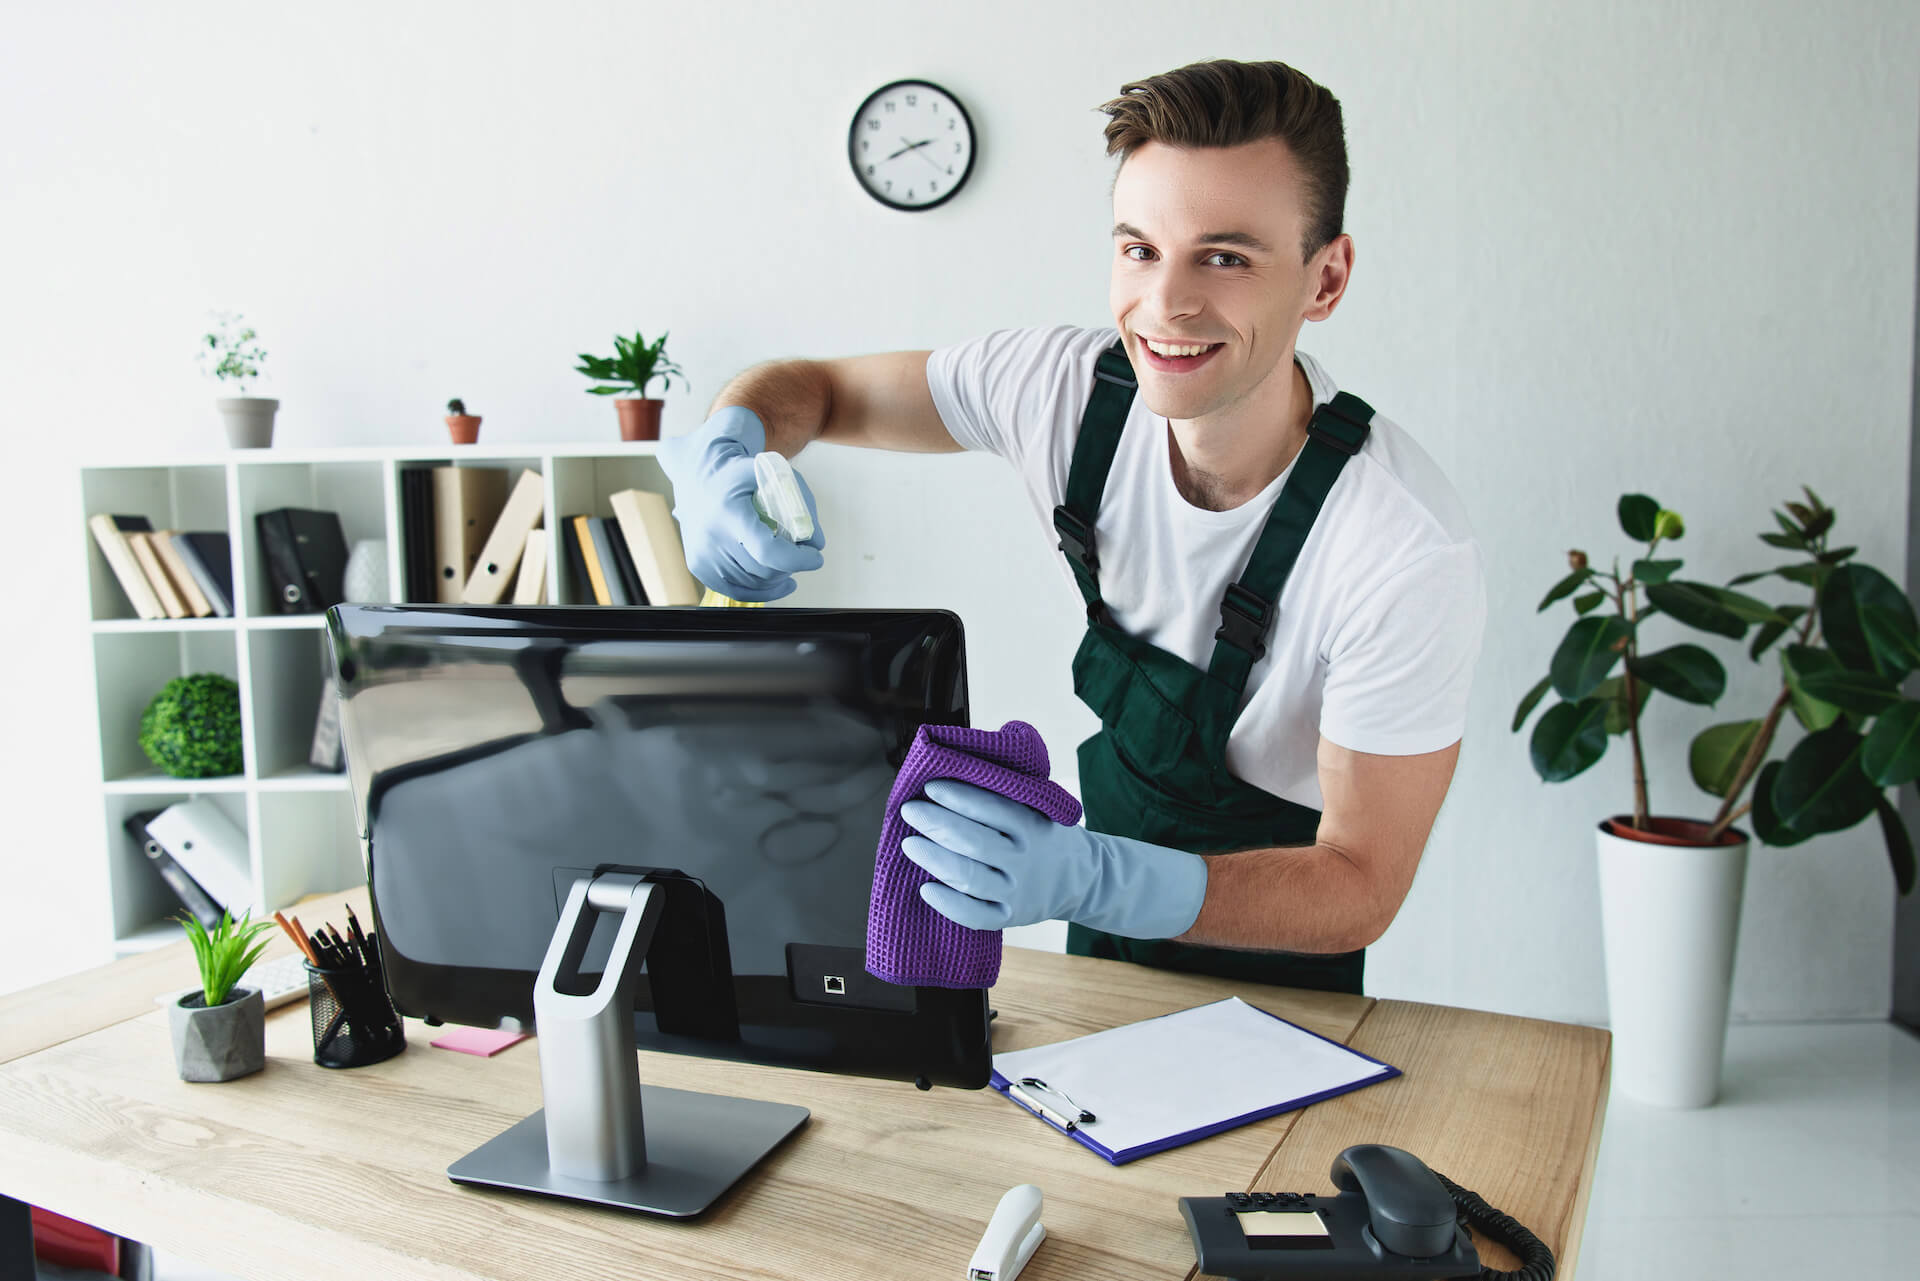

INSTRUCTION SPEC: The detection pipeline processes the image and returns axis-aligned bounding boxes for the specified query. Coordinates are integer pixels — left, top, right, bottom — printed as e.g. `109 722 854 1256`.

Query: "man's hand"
899 780 1207 938
657 406 826 601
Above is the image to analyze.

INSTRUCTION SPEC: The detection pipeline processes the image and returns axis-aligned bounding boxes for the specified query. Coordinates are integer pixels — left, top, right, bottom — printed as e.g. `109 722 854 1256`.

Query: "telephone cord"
1435 1172 1556 1281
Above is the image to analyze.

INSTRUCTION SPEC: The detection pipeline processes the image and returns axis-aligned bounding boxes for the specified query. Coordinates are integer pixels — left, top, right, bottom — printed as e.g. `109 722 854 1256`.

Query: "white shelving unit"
80 440 676 956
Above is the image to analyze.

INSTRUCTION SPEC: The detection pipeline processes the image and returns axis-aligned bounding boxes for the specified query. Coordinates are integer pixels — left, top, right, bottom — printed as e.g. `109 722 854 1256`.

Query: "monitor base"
449 1085 809 1218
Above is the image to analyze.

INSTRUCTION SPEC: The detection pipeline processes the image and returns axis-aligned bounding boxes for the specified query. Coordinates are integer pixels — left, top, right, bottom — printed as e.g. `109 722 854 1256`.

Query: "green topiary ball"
139 673 242 778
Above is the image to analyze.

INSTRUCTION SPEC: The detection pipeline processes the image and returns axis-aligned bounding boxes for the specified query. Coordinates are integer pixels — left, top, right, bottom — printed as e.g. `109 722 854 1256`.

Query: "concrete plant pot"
1595 815 1750 1108
217 397 278 449
614 397 662 441
169 986 266 1082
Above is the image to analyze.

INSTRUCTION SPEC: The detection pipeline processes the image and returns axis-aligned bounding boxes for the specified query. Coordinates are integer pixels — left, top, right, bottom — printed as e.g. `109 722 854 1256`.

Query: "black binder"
399 468 436 603
123 810 224 928
255 508 349 613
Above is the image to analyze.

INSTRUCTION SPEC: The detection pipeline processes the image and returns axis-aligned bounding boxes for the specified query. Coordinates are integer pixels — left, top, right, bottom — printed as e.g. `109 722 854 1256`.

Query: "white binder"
145 798 254 916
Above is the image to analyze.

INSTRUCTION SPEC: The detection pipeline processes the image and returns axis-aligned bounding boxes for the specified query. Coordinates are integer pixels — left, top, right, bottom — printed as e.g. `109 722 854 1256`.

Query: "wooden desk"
0 894 1607 1281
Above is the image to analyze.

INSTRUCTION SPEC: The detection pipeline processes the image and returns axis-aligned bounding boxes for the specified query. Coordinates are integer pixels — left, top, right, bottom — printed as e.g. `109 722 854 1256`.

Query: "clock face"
848 79 975 212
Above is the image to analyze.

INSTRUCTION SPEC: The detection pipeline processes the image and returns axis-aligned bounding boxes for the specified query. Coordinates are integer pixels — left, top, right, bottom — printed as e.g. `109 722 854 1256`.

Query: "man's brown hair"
1099 59 1348 262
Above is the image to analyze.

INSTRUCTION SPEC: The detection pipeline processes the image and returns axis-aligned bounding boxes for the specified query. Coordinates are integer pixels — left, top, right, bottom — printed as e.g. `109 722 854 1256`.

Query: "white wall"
3 1 1915 1022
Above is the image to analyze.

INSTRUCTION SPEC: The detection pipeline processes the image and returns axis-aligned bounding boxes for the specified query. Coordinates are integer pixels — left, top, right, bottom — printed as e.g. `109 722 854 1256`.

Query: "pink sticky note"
431 1027 531 1057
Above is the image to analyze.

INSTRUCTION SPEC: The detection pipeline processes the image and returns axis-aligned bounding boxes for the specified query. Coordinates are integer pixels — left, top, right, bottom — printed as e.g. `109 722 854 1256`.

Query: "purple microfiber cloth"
865 720 1082 989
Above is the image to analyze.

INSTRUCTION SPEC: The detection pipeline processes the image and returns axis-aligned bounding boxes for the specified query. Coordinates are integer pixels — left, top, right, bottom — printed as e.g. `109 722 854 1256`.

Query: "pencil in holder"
305 961 405 1069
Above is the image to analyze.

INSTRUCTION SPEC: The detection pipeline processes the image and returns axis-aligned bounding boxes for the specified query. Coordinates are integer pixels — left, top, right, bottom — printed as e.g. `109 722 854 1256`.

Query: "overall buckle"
1307 396 1370 456
1215 584 1274 660
1053 505 1099 574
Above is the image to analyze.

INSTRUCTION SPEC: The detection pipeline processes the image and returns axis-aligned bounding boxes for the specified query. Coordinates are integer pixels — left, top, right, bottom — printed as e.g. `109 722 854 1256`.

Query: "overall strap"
1207 390 1376 695
1053 341 1136 622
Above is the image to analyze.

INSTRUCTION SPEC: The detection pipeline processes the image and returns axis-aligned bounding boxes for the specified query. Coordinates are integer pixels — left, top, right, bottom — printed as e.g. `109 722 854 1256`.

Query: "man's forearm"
1174 841 1396 954
709 360 834 459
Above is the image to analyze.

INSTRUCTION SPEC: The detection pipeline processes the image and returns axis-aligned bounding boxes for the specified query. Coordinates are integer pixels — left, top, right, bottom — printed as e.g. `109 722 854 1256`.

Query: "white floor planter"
1595 817 1750 1108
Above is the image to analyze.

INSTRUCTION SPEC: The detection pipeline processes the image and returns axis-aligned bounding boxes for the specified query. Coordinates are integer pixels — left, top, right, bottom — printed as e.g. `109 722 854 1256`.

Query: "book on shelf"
608 488 701 605
125 531 189 619
571 514 614 605
399 468 436 603
601 515 649 604
170 532 233 617
310 675 344 772
432 465 508 604
461 468 544 604
559 513 592 604
256 508 350 613
150 532 215 618
512 527 548 605
87 513 165 619
585 516 631 605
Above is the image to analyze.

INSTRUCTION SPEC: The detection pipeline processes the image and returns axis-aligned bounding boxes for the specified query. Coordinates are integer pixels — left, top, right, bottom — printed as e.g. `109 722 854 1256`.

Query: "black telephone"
1179 1144 1554 1280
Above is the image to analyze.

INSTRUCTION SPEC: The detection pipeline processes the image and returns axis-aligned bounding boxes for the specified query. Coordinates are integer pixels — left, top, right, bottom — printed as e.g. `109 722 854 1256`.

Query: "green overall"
1056 341 1376 994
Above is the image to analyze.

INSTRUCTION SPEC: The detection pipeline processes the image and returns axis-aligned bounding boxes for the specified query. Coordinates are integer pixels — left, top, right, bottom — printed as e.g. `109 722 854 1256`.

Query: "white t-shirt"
925 324 1485 811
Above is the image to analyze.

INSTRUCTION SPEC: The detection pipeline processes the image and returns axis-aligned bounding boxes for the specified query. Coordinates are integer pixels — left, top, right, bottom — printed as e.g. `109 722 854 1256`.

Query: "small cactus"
446 398 468 415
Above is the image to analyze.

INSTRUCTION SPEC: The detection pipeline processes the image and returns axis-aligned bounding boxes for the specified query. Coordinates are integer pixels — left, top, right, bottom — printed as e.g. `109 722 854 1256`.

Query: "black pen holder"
305 962 406 1069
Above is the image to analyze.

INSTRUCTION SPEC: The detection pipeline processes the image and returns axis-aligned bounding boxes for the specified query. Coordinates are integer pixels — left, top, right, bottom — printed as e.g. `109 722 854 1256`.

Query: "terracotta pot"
445 414 482 444
614 397 662 442
1600 815 1745 846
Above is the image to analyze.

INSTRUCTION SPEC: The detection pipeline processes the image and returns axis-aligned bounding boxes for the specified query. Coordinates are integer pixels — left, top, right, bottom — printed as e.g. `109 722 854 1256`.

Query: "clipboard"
988 997 1401 1165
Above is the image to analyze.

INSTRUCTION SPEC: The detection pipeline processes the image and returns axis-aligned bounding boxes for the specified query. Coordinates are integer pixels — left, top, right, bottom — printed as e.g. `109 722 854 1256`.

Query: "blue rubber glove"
898 779 1209 939
657 406 826 602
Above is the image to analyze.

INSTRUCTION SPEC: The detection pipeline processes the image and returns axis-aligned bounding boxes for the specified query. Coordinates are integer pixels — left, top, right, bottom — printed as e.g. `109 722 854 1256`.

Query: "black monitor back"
324 604 987 1089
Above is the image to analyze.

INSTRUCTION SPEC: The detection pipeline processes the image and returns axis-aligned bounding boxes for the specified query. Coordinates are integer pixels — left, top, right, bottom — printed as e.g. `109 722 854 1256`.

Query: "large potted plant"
169 909 276 1082
574 330 685 441
1514 489 1916 1108
200 310 276 448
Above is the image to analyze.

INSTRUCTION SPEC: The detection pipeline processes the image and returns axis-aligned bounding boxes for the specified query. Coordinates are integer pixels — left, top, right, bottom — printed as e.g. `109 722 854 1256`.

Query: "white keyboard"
154 950 313 1012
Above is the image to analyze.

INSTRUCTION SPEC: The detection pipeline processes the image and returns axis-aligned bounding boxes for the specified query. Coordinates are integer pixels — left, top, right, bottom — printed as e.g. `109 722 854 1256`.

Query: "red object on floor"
30 1205 120 1273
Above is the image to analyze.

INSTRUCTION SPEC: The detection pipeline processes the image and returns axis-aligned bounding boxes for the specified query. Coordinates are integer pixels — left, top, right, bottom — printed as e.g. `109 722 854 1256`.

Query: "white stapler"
967 1183 1045 1281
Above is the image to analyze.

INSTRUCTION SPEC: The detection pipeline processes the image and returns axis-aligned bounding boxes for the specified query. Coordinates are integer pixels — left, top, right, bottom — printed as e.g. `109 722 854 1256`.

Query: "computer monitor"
324 604 986 1217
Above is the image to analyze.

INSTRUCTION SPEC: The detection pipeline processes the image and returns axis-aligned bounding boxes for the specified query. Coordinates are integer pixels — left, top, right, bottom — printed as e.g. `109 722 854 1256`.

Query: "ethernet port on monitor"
325 603 985 1218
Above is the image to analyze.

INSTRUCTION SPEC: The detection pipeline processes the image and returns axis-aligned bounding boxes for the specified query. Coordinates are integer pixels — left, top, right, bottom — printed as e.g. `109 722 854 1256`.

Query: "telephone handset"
1178 1143 1555 1280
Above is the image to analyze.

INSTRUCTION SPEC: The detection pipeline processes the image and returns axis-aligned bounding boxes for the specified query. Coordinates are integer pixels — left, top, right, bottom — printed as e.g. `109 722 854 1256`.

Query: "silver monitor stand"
447 872 809 1218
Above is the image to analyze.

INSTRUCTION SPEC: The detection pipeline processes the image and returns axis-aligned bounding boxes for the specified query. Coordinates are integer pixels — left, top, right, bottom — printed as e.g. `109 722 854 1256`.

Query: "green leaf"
1752 760 1810 846
1625 643 1726 705
1727 569 1775 587
1818 546 1857 564
1761 532 1807 551
1778 562 1829 589
1748 605 1806 661
1644 581 1747 639
1694 584 1789 626
1654 509 1685 541
1782 644 1846 732
1537 568 1594 612
1573 591 1606 615
1793 666 1901 716
1618 494 1660 541
1512 675 1552 733
1770 723 1883 837
1591 675 1650 735
1690 719 1763 798
1862 700 1920 787
1530 699 1610 782
1875 795 1917 896
1632 558 1682 585
1550 616 1633 701
1821 564 1920 680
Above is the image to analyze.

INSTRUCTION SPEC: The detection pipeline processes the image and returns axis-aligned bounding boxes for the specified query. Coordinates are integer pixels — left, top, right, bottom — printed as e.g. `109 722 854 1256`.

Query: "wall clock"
848 78 975 212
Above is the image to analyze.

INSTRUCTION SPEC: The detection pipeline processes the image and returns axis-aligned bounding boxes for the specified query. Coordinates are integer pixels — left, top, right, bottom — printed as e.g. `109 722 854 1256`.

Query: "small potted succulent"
199 310 276 448
574 330 685 441
445 397 482 444
169 909 276 1082
1516 488 1917 1108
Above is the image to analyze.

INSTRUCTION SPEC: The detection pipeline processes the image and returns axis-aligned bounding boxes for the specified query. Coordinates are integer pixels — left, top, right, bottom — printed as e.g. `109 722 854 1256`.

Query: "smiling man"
659 59 1486 994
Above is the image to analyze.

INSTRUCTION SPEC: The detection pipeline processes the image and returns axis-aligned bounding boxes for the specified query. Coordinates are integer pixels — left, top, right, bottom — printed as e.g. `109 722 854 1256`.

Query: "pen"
1007 1082 1077 1132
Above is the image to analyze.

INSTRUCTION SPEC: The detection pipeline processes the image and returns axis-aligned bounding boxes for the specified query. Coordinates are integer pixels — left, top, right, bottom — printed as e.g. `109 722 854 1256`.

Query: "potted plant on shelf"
445 397 482 444
574 330 685 441
1514 488 1916 1108
140 673 243 779
199 311 276 448
169 909 276 1082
